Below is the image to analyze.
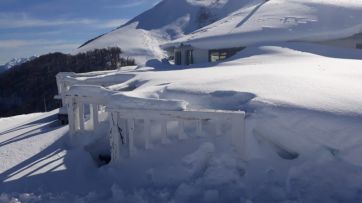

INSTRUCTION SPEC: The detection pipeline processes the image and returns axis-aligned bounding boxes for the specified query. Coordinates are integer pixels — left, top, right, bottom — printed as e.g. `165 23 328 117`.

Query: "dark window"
357 44 362 49
175 51 182 65
209 47 245 62
185 50 194 65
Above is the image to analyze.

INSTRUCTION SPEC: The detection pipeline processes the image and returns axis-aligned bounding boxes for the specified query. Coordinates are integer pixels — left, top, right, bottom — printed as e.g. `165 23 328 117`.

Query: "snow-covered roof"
163 0 362 50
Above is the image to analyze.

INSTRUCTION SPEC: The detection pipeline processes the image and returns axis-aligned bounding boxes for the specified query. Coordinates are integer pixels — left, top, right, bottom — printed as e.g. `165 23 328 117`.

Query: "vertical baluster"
74 99 80 131
68 98 76 136
110 112 122 164
144 119 151 149
231 115 246 160
91 104 99 130
177 120 186 140
89 104 94 130
79 102 85 132
127 119 135 157
161 120 168 144
196 120 203 137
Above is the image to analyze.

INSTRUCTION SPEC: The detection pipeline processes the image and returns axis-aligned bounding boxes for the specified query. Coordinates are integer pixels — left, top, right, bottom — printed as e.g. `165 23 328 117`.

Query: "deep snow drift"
1 43 362 202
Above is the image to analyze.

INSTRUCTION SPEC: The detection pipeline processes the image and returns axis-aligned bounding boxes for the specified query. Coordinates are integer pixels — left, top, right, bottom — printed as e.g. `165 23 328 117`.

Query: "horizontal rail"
107 108 245 121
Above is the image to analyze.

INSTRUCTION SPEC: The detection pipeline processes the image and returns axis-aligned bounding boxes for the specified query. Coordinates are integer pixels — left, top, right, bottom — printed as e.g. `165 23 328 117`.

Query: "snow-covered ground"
1 43 362 202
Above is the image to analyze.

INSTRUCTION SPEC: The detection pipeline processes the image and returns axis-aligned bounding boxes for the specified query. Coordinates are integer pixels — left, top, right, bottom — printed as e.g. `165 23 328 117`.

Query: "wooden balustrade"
107 108 246 164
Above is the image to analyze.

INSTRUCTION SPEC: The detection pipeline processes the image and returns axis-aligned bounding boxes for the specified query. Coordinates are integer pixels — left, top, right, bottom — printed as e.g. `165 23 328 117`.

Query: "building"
163 32 362 66
164 43 245 66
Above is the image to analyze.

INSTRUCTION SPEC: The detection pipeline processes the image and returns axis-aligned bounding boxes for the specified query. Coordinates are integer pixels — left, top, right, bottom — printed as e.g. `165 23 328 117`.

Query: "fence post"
144 119 151 149
231 114 246 160
90 104 99 130
127 119 136 157
79 103 85 132
67 98 76 136
110 112 122 164
161 120 168 144
196 120 203 137
177 120 186 139
74 100 80 131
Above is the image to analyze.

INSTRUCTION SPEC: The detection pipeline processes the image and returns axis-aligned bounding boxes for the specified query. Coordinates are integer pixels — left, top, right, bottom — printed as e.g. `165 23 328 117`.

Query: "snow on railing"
55 72 76 105
64 89 105 136
55 71 134 105
63 85 188 136
59 83 246 164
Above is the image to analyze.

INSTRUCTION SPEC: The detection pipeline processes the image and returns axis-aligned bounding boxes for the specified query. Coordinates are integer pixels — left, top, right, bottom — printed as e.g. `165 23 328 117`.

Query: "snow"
77 0 258 64
66 85 188 111
79 0 362 66
2 42 362 202
165 0 362 49
3 0 362 201
0 56 37 73
77 23 167 65
164 0 362 49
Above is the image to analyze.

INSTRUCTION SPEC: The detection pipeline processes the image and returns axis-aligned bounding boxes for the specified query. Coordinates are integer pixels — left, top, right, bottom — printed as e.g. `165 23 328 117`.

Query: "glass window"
209 48 244 62
210 51 220 62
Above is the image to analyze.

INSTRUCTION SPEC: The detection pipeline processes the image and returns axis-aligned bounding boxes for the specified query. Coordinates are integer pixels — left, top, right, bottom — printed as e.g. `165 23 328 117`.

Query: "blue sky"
0 0 160 64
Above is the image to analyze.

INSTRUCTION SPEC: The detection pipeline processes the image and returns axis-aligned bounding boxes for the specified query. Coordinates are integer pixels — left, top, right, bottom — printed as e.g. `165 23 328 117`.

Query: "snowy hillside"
167 0 362 49
1 43 362 202
77 0 259 64
79 0 362 65
0 56 37 73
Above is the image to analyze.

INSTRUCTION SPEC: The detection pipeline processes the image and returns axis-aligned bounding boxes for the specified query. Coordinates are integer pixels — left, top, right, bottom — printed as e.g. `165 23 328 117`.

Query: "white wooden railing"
64 93 104 137
107 107 246 164
55 73 247 164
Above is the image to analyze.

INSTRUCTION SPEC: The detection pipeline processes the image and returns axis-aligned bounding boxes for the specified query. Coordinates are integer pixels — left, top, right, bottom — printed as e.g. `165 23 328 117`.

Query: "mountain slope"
0 56 37 74
79 0 362 65
77 0 259 64
167 0 362 49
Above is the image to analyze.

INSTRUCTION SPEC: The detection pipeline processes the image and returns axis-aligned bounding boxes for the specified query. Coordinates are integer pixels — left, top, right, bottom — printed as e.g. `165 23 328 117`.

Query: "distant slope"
0 56 37 74
77 0 258 64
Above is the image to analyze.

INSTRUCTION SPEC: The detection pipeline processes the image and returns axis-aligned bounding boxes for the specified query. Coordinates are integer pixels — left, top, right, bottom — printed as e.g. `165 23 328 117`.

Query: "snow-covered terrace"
2 42 362 202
